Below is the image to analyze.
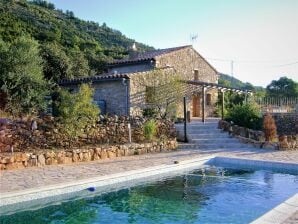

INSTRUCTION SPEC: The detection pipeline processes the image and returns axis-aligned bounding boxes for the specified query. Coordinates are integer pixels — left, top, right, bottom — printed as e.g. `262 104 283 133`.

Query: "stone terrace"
0 118 297 223
1 139 297 193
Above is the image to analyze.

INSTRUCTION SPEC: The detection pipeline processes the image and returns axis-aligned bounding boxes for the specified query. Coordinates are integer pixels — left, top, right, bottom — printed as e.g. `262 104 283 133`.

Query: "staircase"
175 118 255 150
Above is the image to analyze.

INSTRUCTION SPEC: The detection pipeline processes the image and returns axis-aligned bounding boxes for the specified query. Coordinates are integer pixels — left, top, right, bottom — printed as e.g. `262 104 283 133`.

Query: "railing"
251 97 298 113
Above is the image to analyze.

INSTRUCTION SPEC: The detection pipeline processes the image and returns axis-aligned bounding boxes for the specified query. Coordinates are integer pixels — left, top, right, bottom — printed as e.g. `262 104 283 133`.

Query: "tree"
41 43 71 83
266 77 298 98
56 84 99 147
68 49 90 78
0 37 49 115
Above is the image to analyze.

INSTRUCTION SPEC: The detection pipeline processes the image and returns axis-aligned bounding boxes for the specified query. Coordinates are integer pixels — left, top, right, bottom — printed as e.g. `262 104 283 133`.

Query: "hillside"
0 0 153 78
219 73 264 91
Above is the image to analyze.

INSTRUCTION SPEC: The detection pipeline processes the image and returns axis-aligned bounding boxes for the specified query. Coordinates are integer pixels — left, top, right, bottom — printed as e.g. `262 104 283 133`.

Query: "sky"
49 0 298 87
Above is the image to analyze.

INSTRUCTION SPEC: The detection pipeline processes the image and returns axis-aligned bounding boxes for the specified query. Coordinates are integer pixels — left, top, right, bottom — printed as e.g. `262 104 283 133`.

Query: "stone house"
60 45 219 118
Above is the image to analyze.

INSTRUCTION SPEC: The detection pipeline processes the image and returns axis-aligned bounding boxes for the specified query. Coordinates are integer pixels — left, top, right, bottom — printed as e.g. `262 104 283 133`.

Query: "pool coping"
0 155 297 223
0 155 215 208
251 193 298 224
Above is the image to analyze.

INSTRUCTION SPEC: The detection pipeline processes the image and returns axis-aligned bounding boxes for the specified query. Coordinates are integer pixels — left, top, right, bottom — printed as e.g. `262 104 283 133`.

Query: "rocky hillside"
0 0 153 76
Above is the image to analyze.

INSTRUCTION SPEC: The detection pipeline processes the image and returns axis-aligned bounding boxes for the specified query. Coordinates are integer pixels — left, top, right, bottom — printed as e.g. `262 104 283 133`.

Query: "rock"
28 158 38 167
107 150 116 159
100 150 108 159
45 158 57 165
37 154 46 166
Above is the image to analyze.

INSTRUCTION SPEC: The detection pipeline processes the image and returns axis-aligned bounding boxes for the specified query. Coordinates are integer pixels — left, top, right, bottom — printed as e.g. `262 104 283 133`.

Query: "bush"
226 103 262 130
142 108 158 118
143 119 157 141
55 84 99 147
263 113 277 142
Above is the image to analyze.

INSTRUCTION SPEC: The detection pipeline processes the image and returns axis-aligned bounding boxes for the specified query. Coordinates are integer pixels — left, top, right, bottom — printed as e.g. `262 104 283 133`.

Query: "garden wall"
0 140 177 170
218 120 297 150
0 115 176 152
272 113 298 135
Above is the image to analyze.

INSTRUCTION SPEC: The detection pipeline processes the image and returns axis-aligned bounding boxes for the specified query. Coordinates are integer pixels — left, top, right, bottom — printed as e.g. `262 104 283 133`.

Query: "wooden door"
192 95 200 117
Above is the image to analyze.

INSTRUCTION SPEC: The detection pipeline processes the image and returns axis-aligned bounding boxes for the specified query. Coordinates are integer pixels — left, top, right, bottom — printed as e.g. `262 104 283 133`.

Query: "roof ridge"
108 45 192 65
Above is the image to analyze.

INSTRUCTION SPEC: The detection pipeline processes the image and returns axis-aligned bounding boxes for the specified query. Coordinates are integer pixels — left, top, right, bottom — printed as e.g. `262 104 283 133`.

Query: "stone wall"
66 80 128 116
218 120 297 150
272 113 298 135
108 61 154 74
0 116 176 153
156 47 218 117
0 140 177 170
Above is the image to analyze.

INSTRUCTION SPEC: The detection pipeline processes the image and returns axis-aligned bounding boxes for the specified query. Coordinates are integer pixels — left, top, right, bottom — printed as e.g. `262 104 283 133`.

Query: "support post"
183 96 188 142
202 86 205 123
221 90 225 120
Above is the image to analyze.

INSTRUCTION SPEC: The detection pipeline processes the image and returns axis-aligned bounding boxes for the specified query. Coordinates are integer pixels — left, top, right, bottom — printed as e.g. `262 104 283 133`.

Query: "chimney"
129 43 138 59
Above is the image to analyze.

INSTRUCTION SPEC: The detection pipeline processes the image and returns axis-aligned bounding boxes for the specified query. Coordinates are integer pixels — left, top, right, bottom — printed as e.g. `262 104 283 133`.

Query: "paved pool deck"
0 143 298 223
1 146 297 194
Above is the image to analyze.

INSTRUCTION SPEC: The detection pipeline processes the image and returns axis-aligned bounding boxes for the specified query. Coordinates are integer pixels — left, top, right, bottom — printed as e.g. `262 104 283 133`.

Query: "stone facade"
61 46 219 118
66 80 128 116
108 61 154 74
128 46 219 117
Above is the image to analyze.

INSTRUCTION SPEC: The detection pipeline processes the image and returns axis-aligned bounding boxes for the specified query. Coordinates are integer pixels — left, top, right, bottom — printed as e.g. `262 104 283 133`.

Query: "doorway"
192 95 201 117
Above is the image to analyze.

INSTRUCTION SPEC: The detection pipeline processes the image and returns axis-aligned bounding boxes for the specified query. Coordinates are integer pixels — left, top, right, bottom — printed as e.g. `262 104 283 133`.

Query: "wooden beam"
202 86 206 123
221 90 225 120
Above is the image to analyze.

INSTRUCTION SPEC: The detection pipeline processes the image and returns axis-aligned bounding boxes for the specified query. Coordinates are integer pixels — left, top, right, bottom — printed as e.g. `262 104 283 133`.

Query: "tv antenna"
190 34 198 46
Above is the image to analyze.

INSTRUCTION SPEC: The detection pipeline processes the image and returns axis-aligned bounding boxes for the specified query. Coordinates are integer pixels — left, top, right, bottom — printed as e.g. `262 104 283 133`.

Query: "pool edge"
250 193 298 224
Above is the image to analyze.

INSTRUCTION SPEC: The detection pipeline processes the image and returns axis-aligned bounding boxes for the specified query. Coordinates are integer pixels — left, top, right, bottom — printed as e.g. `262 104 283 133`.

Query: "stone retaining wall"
272 113 298 135
0 140 177 170
0 116 176 152
218 120 297 150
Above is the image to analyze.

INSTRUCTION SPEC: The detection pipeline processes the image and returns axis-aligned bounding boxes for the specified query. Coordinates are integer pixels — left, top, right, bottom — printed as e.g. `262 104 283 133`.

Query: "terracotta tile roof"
59 73 130 85
108 45 192 65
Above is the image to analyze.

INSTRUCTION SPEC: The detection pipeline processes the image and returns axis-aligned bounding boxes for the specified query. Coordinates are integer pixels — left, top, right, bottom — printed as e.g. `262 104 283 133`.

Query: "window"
145 86 156 103
194 70 199 80
206 94 212 106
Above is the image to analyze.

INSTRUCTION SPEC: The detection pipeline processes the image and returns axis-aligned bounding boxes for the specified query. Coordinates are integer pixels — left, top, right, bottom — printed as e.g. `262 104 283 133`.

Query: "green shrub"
143 119 157 141
142 108 158 118
55 84 99 147
226 103 262 130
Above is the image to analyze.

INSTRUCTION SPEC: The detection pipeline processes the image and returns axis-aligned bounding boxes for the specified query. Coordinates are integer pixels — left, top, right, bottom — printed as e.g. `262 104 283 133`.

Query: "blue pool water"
0 166 297 224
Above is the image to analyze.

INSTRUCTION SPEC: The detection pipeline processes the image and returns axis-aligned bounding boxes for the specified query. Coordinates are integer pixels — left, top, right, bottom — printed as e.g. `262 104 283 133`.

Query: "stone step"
187 133 230 139
189 138 240 144
184 129 223 134
177 143 256 150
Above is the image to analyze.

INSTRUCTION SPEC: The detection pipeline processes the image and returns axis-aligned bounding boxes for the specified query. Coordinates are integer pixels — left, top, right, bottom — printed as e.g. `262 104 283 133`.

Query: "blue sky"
49 0 298 87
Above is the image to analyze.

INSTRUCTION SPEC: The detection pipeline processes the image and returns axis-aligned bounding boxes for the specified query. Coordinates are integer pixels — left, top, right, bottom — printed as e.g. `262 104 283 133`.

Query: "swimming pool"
1 165 297 224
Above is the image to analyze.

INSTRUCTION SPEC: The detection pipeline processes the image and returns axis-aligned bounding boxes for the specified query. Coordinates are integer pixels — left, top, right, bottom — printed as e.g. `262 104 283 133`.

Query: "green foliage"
142 108 158 118
226 103 262 130
56 84 100 146
143 119 157 141
68 49 90 77
0 36 49 115
216 91 245 118
266 77 298 98
0 0 154 82
40 43 71 82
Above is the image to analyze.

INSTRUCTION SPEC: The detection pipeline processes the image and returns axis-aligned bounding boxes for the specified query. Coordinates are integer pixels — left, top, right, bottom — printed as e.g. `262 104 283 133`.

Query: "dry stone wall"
272 113 298 135
0 140 178 170
0 116 176 153
218 120 297 150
